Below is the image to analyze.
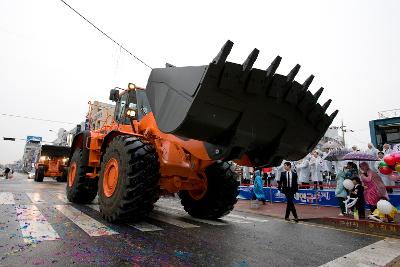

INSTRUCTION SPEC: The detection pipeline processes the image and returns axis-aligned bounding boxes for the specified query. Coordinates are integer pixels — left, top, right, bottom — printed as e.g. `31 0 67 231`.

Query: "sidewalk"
234 199 400 238
234 199 340 220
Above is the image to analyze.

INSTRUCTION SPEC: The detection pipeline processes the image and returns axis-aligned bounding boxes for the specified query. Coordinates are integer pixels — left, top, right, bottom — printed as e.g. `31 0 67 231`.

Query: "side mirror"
109 89 120 102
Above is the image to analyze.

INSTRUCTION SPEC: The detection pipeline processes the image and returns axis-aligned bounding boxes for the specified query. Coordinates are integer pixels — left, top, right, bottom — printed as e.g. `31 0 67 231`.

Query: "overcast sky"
0 0 399 164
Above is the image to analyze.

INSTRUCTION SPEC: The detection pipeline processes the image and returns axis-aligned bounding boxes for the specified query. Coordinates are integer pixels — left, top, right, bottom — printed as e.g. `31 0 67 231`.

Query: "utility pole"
329 120 354 148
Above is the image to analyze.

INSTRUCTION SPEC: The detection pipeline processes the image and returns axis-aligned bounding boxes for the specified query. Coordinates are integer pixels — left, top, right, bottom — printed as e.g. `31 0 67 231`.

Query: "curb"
387 255 400 267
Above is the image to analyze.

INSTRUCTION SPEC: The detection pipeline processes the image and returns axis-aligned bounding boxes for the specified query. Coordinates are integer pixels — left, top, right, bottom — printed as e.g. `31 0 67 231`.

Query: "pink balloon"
388 173 400 181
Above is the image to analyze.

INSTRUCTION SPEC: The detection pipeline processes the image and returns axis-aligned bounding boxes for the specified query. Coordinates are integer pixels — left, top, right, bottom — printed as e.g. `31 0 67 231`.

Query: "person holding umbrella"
359 162 388 213
335 170 348 216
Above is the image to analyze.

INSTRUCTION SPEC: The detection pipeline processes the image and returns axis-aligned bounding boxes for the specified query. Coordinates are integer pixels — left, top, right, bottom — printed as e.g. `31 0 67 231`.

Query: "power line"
59 0 152 70
0 113 76 125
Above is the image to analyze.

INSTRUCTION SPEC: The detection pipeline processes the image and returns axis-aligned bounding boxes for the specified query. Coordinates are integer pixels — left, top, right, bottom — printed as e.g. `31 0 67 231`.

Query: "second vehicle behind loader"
35 144 70 182
67 40 338 222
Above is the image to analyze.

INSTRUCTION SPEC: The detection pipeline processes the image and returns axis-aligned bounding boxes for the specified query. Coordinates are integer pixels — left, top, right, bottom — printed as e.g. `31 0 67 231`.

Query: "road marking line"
148 211 200 228
185 216 228 226
319 238 400 267
155 203 257 224
128 221 163 232
55 205 117 236
154 207 228 226
86 204 164 232
221 217 252 224
16 205 60 243
26 192 46 203
226 214 269 223
86 204 100 212
53 193 69 203
0 192 15 204
155 203 184 212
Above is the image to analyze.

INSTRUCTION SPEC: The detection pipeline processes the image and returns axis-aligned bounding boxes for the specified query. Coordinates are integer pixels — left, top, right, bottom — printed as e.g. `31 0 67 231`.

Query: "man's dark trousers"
285 193 297 219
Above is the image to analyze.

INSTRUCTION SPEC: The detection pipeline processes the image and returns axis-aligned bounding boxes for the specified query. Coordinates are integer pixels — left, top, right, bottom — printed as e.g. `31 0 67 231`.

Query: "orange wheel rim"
103 158 119 198
188 177 208 201
68 163 77 187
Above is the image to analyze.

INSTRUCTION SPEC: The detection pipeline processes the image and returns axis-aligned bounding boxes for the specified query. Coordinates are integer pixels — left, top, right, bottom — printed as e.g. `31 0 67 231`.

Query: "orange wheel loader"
66 40 338 222
35 145 70 182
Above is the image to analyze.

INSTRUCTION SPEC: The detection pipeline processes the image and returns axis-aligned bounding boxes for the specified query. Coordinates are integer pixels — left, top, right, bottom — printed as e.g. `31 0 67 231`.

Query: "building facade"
88 101 115 130
22 139 41 172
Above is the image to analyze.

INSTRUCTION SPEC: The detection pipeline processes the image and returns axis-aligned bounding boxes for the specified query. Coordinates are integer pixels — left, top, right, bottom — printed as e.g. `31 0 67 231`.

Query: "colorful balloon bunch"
378 152 400 181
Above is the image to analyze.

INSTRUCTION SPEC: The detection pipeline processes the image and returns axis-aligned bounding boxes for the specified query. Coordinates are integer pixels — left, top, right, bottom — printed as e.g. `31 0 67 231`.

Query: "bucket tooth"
330 110 339 121
287 64 300 83
266 56 282 77
242 48 259 72
302 75 314 91
322 99 332 112
212 40 234 65
313 87 324 100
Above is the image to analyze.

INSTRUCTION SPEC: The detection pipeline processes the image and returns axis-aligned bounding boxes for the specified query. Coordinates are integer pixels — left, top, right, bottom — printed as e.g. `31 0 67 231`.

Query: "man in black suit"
278 162 299 222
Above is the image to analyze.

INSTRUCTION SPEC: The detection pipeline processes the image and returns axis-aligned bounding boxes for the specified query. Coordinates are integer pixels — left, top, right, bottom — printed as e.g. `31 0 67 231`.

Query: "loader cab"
109 83 152 125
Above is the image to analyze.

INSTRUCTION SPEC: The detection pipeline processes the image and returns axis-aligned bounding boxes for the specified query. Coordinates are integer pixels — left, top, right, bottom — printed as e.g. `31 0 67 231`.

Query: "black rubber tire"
57 169 68 182
98 135 160 223
62 168 68 182
35 167 45 182
34 169 38 182
66 149 98 204
179 161 239 219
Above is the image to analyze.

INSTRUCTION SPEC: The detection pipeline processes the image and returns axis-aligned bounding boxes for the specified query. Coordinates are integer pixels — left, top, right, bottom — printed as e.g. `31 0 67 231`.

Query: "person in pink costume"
359 162 389 213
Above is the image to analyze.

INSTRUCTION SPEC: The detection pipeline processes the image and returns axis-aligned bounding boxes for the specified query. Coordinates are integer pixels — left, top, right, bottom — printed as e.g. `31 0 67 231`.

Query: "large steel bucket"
146 41 338 166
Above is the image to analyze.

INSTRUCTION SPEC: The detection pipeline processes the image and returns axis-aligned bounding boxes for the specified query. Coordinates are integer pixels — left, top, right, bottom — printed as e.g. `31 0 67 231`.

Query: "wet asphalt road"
0 173 381 267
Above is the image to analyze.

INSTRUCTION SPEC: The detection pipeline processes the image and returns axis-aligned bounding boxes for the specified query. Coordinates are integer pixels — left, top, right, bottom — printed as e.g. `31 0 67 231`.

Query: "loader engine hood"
145 40 338 167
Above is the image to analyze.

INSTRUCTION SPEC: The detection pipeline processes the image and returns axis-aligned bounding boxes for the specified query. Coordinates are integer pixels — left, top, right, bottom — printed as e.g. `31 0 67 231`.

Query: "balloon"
384 155 396 166
343 179 354 190
394 153 400 164
377 200 393 215
389 173 400 181
378 161 388 168
379 166 393 175
396 163 400 173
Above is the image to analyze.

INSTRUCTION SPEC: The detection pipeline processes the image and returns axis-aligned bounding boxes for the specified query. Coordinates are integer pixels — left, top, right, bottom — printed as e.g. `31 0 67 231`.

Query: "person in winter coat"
273 161 285 184
335 170 348 216
359 162 389 213
242 166 250 184
309 151 323 190
345 162 359 179
350 177 366 219
4 167 10 179
367 143 379 171
296 156 311 188
383 143 393 155
252 170 266 204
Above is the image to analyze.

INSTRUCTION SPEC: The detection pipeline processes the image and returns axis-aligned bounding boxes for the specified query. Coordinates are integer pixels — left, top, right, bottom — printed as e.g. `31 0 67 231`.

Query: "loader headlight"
62 158 68 163
126 109 136 117
40 156 47 161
